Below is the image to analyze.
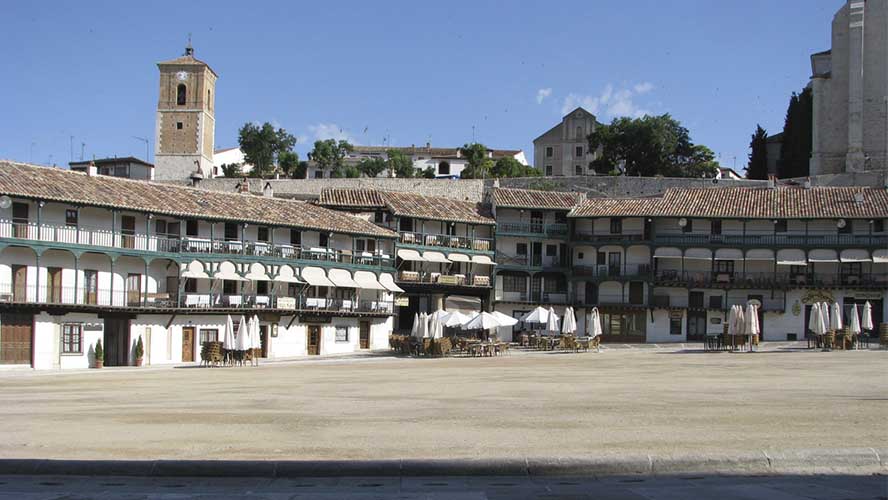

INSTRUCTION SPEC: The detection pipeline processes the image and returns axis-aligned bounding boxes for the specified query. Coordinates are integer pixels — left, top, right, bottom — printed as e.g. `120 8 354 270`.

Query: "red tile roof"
318 188 387 209
318 188 494 225
493 188 581 209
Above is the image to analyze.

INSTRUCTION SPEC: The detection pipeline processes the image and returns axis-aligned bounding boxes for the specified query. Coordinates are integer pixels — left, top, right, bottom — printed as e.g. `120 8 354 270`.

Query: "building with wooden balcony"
0 161 403 369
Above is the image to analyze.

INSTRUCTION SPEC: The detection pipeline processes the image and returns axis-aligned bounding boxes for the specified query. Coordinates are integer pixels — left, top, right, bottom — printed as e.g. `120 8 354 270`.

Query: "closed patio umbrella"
236 315 248 351
411 313 420 337
545 307 559 334
429 310 445 339
745 303 759 352
830 301 843 331
223 314 235 350
251 314 261 351
862 301 874 332
561 307 577 335
808 303 822 337
819 302 830 333
589 308 602 338
849 303 861 347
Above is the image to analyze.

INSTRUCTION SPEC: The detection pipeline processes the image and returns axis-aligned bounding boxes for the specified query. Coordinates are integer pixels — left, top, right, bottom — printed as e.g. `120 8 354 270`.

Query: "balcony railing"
398 231 493 253
494 291 570 304
0 220 394 268
653 233 888 248
653 270 888 288
649 295 784 311
0 283 394 314
496 222 569 238
572 232 648 244
396 271 491 287
577 294 648 307
572 264 652 280
495 252 569 270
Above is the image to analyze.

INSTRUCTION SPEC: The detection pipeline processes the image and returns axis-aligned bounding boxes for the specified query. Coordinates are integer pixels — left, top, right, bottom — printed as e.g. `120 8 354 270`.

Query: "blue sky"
1 1 838 174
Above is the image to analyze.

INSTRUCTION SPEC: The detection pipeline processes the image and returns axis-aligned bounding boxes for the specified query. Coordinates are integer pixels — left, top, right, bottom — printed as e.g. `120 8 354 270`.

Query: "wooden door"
307 326 320 355
259 325 268 358
181 327 195 362
120 215 135 249
0 313 32 365
12 202 28 238
12 265 27 302
687 310 707 341
126 273 141 306
359 321 370 349
84 270 98 305
47 267 62 303
628 281 645 305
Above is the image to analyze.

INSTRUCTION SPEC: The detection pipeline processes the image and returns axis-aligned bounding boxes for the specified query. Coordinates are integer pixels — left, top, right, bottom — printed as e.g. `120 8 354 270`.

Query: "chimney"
239 178 250 194
853 192 865 205
86 160 98 177
767 175 776 189
803 177 812 189
263 182 274 198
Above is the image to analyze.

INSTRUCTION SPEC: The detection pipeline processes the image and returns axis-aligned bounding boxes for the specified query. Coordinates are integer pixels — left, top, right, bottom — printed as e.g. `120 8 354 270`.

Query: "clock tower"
154 42 217 180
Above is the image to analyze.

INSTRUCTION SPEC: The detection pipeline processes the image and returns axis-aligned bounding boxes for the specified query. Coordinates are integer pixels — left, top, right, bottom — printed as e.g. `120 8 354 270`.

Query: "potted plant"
134 336 144 367
94 339 104 369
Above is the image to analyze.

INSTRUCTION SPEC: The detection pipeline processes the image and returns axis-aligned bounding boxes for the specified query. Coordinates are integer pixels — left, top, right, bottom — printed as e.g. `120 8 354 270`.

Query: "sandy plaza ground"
0 345 885 461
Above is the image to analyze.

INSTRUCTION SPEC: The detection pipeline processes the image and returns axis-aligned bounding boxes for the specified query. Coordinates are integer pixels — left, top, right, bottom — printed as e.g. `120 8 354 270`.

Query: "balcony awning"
214 261 246 281
808 249 839 263
301 266 335 287
447 253 472 263
684 248 712 260
181 260 210 279
745 249 775 261
397 249 426 262
714 249 743 261
423 251 451 263
378 273 405 293
840 249 871 263
653 247 682 259
273 265 304 284
244 262 271 281
874 249 888 264
776 249 807 266
354 271 387 290
471 255 496 266
328 268 360 288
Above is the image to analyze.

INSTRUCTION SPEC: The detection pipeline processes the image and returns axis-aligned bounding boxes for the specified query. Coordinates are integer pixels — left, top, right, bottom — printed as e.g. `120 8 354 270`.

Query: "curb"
0 449 883 478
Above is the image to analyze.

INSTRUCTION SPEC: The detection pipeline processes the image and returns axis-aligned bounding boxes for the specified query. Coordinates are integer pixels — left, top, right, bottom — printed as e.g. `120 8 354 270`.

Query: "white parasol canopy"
250 314 261 351
561 307 577 334
236 315 248 350
830 301 843 331
429 310 446 339
490 311 519 327
589 307 603 338
411 313 420 337
521 306 550 324
545 307 560 333
809 304 823 336
848 304 861 335
819 302 830 333
443 310 473 328
745 303 760 336
223 314 236 350
862 301 874 331
464 311 505 330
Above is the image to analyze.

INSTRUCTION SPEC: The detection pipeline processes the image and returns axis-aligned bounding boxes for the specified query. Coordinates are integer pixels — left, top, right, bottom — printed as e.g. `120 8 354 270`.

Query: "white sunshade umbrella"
545 307 560 334
490 311 519 327
589 307 603 338
464 311 505 331
745 303 759 337
808 303 822 336
223 314 236 350
236 315 248 351
250 314 261 351
443 310 472 328
862 302 874 332
849 304 861 335
830 302 843 331
561 307 577 335
819 302 831 333
411 313 420 337
429 310 446 339
521 306 549 324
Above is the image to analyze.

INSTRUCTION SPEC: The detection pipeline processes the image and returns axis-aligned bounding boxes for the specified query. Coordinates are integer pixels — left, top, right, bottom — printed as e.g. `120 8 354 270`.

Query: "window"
319 232 329 247
516 243 528 255
554 212 567 224
709 295 723 309
775 220 787 233
200 329 218 345
62 324 82 354
207 89 211 109
186 220 198 236
840 262 862 277
576 126 583 139
335 326 349 342
155 219 167 235
610 218 622 234
689 291 705 309
545 146 553 158
669 317 682 336
438 161 450 175
12 202 28 224
114 166 128 177
714 260 734 274
575 146 583 157
176 84 187 105
502 274 526 293
256 281 269 295
578 252 584 260
176 122 183 130
575 165 582 175
597 252 606 266
545 244 557 257
682 219 693 233
314 170 324 179
222 280 237 295
224 222 239 241
374 211 384 224
874 220 885 233
83 270 98 305
257 227 269 242
545 165 553 176
287 229 301 246
184 278 197 293
65 209 78 227
711 220 722 235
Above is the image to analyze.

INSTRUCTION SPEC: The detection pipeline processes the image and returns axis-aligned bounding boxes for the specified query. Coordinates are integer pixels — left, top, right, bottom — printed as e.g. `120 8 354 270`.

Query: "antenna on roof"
185 33 194 57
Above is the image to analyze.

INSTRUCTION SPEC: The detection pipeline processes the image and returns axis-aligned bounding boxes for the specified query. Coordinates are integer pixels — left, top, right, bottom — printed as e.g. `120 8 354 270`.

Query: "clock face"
176 71 188 81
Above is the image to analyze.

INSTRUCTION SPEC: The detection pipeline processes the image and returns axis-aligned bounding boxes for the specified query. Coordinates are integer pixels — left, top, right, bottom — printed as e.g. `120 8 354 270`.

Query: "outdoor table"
184 237 211 253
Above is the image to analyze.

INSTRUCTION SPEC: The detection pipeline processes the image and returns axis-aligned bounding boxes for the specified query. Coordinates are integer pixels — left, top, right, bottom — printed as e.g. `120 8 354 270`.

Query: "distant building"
766 132 784 176
533 107 599 177
810 0 888 176
307 144 527 179
212 147 254 177
153 43 217 181
69 157 154 180
716 167 743 180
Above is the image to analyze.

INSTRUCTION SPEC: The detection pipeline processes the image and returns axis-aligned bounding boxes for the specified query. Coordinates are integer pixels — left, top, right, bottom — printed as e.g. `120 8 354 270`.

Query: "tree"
588 114 718 178
386 149 415 178
746 125 769 180
491 156 543 178
421 166 437 178
278 151 306 179
778 87 812 178
356 157 387 178
308 139 354 177
458 143 495 179
237 122 297 178
220 163 243 178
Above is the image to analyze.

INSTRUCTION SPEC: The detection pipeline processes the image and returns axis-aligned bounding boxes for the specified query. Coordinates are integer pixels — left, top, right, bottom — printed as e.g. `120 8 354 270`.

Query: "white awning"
273 265 304 284
745 249 775 261
244 262 271 281
714 249 743 261
328 268 360 288
471 254 496 266
214 261 246 281
776 249 807 266
684 248 713 260
397 248 426 262
840 249 871 263
301 266 335 287
181 260 210 279
354 271 387 290
423 251 451 263
874 249 888 264
378 273 405 293
808 249 839 263
653 247 682 259
448 253 472 263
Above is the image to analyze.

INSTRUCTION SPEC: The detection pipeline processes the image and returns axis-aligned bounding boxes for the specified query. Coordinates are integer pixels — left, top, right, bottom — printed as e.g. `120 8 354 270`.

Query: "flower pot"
134 358 143 367
94 360 103 369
